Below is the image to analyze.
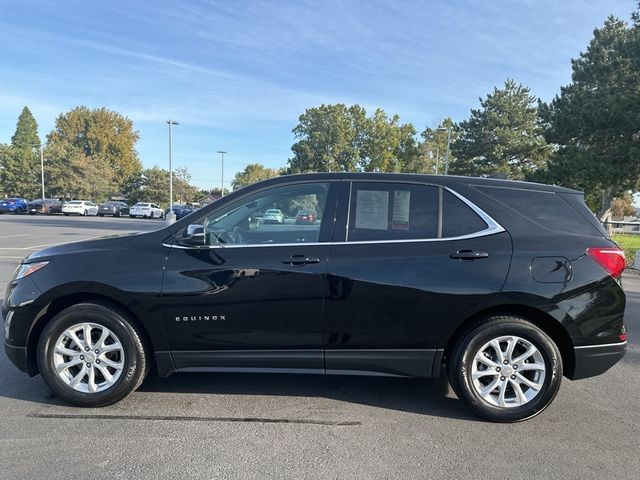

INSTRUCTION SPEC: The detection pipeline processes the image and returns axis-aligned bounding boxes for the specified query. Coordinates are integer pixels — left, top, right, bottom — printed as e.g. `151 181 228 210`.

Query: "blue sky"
0 0 634 190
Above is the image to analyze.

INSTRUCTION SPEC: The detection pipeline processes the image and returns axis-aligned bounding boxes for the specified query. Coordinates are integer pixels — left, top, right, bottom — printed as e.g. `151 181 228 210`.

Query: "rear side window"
558 192 609 238
477 186 603 237
442 191 487 237
348 183 438 241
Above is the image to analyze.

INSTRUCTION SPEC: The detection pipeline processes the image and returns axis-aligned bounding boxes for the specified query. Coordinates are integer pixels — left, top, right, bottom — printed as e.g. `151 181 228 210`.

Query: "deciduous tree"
361 109 418 172
45 107 142 198
288 104 419 173
231 163 280 190
289 104 367 173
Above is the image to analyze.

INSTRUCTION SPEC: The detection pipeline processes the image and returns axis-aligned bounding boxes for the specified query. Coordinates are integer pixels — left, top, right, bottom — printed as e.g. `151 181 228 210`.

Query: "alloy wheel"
52 322 125 393
470 335 546 408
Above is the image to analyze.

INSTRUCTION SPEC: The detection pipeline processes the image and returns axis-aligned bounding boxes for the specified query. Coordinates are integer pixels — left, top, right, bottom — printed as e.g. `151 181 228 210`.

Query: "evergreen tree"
0 106 41 198
11 106 40 149
535 14 640 219
451 79 551 179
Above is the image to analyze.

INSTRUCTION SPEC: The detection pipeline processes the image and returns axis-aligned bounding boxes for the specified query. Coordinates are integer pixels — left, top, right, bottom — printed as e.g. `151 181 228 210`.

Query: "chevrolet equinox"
2 173 628 422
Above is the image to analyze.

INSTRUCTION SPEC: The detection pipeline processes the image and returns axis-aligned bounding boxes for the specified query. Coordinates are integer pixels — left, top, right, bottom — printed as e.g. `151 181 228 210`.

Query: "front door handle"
450 250 489 260
282 255 321 266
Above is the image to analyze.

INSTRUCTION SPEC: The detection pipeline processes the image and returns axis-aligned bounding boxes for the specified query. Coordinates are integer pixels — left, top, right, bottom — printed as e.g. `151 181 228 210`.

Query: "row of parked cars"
0 198 196 219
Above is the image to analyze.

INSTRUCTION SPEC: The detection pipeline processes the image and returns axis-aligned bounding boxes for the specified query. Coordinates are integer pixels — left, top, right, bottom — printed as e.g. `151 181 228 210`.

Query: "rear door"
324 180 512 378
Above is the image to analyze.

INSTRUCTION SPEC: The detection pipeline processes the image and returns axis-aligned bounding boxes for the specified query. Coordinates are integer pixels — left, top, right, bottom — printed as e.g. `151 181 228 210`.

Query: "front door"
162 181 338 373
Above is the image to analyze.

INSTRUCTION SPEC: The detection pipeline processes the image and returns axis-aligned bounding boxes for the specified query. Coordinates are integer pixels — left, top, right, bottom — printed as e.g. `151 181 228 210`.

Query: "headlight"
14 261 49 280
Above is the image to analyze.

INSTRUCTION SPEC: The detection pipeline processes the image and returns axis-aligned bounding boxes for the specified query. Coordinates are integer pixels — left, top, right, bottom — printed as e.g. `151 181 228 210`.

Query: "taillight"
586 247 626 279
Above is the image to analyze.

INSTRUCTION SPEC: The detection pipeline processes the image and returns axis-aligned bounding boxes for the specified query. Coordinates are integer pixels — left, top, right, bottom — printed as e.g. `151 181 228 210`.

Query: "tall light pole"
39 145 44 199
217 151 226 196
167 120 179 224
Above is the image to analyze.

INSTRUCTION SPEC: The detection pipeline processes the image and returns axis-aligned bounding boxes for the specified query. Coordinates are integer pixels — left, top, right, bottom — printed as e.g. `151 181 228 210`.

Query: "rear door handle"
282 255 321 266
450 250 489 260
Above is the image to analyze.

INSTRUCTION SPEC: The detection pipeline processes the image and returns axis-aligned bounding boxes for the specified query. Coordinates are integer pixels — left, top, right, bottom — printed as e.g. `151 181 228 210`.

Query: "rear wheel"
64 213 69 216
37 303 148 407
83 210 88 216
447 315 562 422
150 212 154 219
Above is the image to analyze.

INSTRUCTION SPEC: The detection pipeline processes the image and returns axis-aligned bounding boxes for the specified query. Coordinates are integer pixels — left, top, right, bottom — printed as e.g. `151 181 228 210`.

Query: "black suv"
2 173 627 422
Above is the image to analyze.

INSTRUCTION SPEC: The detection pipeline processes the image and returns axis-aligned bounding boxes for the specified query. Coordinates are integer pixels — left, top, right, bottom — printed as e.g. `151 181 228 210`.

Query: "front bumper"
4 342 30 374
571 341 627 380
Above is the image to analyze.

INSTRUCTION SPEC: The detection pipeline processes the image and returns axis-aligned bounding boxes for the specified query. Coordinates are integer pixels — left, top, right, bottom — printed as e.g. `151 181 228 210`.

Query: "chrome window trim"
574 341 627 349
164 184 505 250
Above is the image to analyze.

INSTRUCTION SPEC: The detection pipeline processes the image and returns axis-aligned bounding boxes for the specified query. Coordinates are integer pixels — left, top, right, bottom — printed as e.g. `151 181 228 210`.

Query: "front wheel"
447 316 562 423
37 303 148 407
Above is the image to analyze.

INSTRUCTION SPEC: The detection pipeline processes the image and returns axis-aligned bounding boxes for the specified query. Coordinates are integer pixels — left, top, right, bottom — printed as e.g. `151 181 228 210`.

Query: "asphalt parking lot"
0 214 638 479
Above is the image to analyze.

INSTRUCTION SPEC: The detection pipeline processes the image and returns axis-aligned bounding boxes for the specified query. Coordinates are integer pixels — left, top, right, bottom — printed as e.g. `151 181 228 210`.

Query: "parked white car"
263 208 285 224
130 202 164 219
62 200 98 216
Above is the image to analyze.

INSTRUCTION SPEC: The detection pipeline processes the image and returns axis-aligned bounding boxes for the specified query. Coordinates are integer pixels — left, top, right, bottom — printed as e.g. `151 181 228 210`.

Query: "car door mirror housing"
178 224 206 247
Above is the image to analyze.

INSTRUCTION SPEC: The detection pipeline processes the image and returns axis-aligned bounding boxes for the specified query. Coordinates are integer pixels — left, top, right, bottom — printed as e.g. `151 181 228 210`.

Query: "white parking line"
0 233 31 239
0 235 104 250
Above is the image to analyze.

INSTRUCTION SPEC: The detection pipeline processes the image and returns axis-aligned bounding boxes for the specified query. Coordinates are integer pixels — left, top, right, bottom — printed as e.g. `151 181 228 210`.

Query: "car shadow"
0 345 476 421
133 371 478 421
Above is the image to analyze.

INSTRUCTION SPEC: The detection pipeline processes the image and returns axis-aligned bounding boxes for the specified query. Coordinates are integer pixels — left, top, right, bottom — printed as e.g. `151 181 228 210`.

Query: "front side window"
193 182 331 246
348 183 439 241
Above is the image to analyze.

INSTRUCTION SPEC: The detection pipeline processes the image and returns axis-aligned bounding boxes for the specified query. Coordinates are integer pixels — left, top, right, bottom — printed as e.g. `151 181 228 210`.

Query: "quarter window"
442 191 487 237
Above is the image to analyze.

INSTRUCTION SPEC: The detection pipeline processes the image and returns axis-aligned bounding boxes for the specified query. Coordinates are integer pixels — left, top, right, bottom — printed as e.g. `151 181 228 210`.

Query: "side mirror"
178 224 206 247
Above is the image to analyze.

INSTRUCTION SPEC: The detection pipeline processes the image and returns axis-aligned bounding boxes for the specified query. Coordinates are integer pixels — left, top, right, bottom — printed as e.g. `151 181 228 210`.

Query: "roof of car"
258 172 581 194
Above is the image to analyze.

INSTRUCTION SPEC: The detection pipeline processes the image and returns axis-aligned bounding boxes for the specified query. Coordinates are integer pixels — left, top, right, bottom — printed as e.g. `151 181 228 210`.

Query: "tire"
115 210 120 218
129 215 134 218
98 214 104 217
64 213 69 216
447 315 562 423
37 302 148 407
150 212 154 219
83 210 88 216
